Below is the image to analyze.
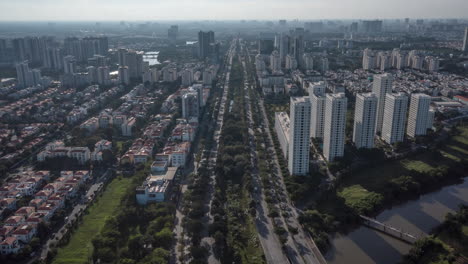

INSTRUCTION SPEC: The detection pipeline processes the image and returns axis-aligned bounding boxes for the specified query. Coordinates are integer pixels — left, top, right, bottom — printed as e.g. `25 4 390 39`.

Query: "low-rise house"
25 212 47 224
136 167 178 205
35 189 53 200
12 224 36 243
14 207 35 218
4 215 25 227
0 226 15 240
0 236 22 255
0 198 17 211
29 199 44 209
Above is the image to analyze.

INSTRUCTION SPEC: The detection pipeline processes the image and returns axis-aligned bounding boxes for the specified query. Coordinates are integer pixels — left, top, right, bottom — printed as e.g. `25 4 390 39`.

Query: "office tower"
381 93 408 144
407 93 432 138
373 73 393 134
97 66 110 86
303 53 314 71
63 55 76 74
168 25 178 43
258 32 275 55
463 27 468 52
118 66 130 85
288 97 311 176
323 93 347 161
270 50 281 72
362 20 383 33
353 93 378 149
182 92 199 119
309 82 326 138
198 31 215 59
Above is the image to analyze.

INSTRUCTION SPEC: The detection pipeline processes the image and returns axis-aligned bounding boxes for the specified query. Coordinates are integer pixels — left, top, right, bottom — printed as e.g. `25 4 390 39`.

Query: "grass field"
53 176 131 264
338 125 468 213
338 185 384 214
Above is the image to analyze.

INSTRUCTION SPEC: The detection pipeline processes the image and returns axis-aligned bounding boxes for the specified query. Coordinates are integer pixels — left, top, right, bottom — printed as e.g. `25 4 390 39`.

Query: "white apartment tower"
309 82 326 138
323 93 347 162
373 73 393 134
353 93 378 149
381 93 408 144
407 93 432 138
288 97 311 176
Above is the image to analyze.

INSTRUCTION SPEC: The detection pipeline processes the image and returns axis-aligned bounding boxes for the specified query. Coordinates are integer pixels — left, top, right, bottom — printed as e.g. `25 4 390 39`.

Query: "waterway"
325 177 468 264
143 51 160 65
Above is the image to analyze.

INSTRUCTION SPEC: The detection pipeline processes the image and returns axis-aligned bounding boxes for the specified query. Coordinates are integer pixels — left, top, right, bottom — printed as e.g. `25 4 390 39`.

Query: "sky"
1 0 468 21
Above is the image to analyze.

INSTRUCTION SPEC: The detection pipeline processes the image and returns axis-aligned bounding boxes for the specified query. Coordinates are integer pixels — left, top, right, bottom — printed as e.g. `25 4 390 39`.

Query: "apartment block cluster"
37 140 112 164
0 170 89 255
276 75 435 176
255 30 329 95
362 48 440 72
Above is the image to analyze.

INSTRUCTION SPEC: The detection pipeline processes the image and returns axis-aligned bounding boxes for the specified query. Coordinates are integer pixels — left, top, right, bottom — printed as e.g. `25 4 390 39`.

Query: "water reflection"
326 178 468 264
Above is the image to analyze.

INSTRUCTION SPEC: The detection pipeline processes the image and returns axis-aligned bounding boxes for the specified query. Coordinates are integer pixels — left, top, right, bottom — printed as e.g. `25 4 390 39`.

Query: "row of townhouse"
0 170 89 255
120 138 155 165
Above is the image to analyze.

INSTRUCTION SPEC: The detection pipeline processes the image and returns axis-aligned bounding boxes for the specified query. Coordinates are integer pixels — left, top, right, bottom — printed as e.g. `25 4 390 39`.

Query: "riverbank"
401 205 468 264
299 124 468 253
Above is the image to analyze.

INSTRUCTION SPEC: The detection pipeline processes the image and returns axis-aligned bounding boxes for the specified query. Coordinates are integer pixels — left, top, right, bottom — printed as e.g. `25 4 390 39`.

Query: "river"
325 177 468 264
143 51 160 65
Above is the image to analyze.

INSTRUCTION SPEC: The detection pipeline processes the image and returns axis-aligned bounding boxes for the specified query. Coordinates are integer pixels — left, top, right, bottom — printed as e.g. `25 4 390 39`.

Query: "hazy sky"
1 0 468 21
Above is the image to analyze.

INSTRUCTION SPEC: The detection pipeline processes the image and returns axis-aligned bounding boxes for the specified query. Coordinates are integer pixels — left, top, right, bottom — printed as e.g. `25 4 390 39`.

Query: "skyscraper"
373 73 393 134
168 25 179 44
353 93 378 149
407 93 432 138
323 93 347 161
463 27 468 53
309 82 326 138
258 32 275 55
288 97 311 176
198 31 215 59
381 93 408 144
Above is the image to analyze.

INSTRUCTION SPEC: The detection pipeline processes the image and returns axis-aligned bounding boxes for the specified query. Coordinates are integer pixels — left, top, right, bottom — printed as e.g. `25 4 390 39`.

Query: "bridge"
360 215 424 244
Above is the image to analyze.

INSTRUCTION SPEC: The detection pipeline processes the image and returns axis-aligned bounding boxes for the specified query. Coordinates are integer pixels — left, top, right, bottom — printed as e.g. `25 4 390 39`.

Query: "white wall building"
270 50 281 72
407 93 432 138
353 93 378 149
288 97 311 176
372 73 393 134
323 93 347 161
309 82 326 138
274 112 290 158
381 93 409 144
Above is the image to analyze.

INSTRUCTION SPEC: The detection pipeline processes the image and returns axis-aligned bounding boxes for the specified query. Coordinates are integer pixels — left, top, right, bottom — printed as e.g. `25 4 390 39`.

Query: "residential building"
288 97 311 176
373 73 393 134
353 93 378 148
407 93 432 137
309 82 326 138
381 93 409 144
323 93 347 161
274 112 290 158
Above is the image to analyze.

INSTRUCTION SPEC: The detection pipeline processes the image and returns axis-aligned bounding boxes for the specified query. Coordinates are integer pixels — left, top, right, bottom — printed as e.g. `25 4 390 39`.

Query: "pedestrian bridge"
360 215 424 244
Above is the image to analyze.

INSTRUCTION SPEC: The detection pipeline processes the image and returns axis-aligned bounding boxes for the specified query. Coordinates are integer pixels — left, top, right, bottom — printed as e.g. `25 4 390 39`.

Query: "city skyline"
0 0 468 21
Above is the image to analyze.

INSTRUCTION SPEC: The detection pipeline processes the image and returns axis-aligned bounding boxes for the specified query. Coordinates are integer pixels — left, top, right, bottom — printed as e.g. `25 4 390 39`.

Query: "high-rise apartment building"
63 55 76 74
407 93 432 138
270 50 281 72
118 66 130 85
198 31 215 59
182 92 199 119
372 73 393 134
353 93 378 148
309 82 326 138
463 27 468 53
381 93 408 144
168 25 178 44
323 93 347 161
288 97 311 176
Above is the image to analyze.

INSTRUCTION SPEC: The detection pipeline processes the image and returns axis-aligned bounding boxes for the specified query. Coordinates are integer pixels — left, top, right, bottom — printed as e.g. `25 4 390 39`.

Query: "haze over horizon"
1 0 468 21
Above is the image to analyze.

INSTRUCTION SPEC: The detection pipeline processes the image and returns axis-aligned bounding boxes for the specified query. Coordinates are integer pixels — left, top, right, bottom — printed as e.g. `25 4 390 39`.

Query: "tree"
153 227 173 250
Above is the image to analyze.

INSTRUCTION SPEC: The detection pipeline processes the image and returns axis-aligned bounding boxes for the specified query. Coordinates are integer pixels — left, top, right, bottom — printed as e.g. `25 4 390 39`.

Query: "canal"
325 177 468 264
